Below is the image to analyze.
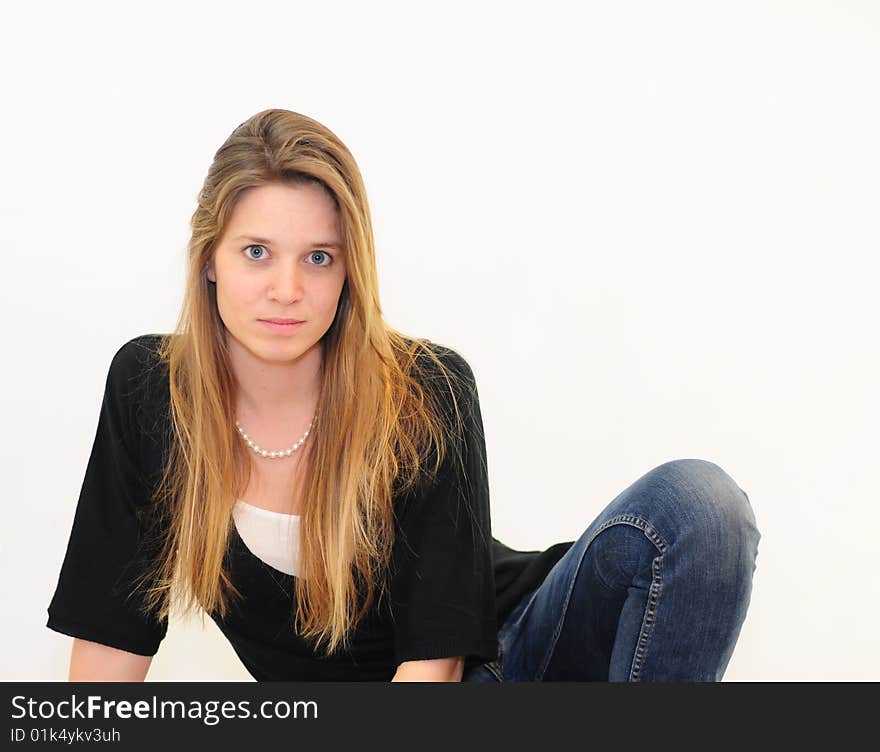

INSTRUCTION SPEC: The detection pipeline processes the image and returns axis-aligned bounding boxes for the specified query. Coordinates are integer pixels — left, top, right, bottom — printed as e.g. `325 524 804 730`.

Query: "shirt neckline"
230 500 299 580
234 498 300 519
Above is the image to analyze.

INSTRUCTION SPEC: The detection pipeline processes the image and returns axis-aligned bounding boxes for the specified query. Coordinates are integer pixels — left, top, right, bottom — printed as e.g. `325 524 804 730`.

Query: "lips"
260 318 304 324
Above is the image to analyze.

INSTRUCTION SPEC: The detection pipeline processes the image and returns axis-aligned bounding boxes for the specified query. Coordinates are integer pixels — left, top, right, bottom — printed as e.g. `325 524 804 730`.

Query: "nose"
269 257 303 304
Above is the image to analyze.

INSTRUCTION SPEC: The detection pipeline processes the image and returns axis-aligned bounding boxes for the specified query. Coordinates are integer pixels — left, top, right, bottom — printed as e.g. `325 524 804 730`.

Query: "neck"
227 333 323 422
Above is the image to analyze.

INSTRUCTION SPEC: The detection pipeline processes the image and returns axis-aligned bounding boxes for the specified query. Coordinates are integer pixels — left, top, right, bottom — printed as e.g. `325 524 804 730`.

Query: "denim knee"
644 458 761 557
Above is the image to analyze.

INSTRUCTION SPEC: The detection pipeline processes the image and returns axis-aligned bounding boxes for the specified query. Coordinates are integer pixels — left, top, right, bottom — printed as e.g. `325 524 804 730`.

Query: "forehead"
227 182 342 240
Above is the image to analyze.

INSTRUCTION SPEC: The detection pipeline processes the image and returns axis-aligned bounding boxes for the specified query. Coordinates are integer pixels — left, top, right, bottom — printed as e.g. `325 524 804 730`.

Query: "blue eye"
242 245 333 266
244 244 268 260
308 250 333 266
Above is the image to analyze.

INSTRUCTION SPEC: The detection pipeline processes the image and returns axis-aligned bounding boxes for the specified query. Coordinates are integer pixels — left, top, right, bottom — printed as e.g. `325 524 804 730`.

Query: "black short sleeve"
389 346 499 669
46 338 168 656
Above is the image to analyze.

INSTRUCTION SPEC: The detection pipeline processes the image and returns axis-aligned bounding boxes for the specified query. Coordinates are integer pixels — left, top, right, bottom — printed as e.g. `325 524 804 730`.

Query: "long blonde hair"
134 108 470 657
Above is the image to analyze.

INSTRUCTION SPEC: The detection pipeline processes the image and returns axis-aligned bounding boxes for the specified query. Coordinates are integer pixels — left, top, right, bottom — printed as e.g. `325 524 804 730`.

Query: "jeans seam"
535 513 668 682
485 646 504 681
629 552 663 681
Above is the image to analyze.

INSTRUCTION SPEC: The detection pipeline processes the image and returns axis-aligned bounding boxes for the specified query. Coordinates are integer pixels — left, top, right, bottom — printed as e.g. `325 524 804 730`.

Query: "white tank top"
232 499 301 577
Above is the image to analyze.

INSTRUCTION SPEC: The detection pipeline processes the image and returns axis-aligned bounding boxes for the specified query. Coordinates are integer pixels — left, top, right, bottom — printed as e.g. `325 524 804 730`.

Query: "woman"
46 108 761 682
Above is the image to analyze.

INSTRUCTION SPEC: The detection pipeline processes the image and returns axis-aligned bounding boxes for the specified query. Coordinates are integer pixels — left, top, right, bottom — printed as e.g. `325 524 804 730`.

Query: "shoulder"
100 335 174 484
109 333 168 377
408 338 477 394
106 334 172 446
406 340 483 453
107 333 170 394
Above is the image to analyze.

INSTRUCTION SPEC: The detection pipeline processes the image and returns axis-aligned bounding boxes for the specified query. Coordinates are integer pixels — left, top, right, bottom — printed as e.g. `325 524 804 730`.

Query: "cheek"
321 276 347 311
222 276 259 304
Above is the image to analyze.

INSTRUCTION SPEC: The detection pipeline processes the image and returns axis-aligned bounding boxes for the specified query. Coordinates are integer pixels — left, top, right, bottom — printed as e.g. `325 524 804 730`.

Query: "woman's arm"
68 638 154 682
391 657 465 682
387 346 498 681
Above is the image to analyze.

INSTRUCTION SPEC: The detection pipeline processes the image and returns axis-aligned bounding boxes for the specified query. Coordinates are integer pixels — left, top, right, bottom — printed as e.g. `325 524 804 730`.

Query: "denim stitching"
629 553 663 681
534 513 668 681
484 642 503 681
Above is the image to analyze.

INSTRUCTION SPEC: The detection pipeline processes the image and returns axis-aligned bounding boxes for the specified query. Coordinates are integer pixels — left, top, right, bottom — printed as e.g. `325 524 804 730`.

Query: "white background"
1 0 877 681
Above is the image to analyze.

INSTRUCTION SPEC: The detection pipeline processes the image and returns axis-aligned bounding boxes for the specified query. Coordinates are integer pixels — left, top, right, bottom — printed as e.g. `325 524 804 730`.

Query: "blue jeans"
463 458 761 682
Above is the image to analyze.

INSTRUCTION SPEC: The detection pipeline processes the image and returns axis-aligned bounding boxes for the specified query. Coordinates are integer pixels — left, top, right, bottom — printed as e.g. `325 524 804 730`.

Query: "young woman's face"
206 181 347 364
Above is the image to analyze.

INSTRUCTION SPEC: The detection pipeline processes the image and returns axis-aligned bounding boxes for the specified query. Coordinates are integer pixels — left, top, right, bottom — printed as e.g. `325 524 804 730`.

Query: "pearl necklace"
235 413 318 459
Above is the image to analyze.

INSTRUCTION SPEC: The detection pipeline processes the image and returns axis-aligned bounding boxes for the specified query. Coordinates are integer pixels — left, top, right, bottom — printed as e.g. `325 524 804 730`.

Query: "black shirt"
46 334 574 680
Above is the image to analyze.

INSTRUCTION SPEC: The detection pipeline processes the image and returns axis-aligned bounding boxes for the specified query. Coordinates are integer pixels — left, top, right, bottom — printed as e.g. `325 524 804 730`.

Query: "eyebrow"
233 234 343 250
